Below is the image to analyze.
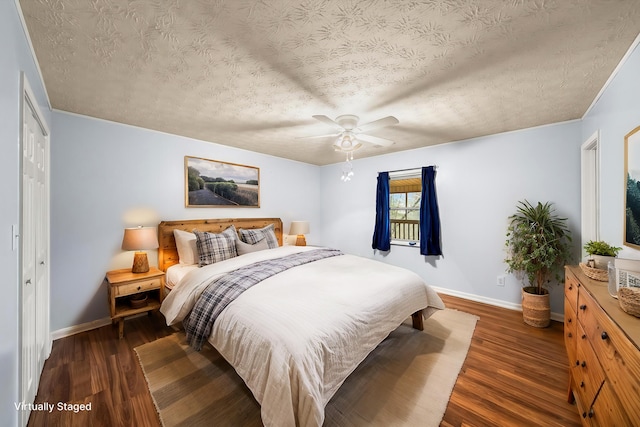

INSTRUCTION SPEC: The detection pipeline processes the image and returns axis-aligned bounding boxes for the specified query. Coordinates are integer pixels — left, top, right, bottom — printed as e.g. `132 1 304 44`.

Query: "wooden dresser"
564 266 640 426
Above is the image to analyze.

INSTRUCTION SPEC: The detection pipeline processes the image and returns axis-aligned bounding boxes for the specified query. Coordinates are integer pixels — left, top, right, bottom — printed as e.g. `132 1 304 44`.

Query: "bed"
158 218 444 427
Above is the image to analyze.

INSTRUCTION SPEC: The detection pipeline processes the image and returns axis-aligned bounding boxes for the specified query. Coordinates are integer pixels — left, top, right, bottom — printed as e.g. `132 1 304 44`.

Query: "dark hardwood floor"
439 294 580 427
29 294 581 427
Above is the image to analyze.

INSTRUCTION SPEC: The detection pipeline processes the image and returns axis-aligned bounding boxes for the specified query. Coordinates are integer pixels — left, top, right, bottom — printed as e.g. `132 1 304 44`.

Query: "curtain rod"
381 165 438 174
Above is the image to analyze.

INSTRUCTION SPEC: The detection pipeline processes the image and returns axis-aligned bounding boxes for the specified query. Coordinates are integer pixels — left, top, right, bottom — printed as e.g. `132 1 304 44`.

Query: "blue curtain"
372 172 391 251
420 166 442 256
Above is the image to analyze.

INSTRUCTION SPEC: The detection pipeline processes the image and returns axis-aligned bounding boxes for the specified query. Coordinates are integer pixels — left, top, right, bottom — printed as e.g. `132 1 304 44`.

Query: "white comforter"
161 246 444 427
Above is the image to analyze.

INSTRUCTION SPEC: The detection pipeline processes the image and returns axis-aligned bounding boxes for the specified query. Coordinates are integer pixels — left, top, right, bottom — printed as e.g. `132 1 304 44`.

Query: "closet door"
20 75 50 427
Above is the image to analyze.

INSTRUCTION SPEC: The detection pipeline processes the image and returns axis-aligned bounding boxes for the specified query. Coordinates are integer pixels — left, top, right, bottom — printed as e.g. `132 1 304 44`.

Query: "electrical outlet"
497 275 506 287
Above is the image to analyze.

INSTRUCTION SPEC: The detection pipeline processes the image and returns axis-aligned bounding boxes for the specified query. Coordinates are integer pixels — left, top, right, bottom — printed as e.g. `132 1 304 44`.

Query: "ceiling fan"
300 114 399 152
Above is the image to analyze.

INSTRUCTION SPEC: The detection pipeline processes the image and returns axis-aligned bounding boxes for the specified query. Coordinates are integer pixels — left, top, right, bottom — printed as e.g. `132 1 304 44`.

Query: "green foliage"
504 200 572 295
206 182 238 200
583 240 621 257
246 180 258 185
626 174 640 245
187 166 204 191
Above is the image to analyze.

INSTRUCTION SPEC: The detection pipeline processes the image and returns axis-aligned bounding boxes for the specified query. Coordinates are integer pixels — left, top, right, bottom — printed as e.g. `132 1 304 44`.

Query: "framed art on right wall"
624 125 640 249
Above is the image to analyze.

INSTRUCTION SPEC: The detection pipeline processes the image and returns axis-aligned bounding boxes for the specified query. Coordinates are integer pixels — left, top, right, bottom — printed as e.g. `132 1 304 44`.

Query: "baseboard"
51 287 564 340
51 317 112 341
432 286 564 323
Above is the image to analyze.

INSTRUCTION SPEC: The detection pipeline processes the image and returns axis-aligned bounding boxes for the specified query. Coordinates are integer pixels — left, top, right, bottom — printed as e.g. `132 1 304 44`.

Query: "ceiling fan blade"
296 132 342 140
356 116 399 133
356 133 394 147
312 115 344 130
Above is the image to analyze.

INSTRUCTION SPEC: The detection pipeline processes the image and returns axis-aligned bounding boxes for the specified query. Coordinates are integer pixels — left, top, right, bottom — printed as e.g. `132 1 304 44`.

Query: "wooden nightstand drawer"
114 278 161 297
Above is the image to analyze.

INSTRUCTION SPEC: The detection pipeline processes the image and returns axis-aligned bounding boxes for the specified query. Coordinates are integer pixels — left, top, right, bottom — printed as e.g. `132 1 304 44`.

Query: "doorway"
581 130 600 252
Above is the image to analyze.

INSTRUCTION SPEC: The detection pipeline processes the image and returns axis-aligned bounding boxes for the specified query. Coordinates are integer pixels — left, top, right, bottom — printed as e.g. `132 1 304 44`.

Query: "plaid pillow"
238 224 279 249
193 225 238 266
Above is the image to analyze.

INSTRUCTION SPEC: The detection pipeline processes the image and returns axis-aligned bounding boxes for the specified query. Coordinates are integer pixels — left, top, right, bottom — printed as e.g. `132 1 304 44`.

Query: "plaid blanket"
184 248 343 350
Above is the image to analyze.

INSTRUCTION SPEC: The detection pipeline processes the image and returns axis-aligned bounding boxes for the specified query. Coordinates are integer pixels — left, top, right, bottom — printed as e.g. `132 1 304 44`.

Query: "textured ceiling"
20 0 640 165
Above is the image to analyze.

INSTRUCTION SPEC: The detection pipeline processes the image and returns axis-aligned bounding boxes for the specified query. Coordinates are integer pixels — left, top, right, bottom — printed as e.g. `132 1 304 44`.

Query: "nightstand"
106 267 165 339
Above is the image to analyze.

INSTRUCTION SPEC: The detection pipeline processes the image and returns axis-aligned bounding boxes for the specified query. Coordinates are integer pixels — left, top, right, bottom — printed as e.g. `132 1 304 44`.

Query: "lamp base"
295 235 307 246
132 252 150 273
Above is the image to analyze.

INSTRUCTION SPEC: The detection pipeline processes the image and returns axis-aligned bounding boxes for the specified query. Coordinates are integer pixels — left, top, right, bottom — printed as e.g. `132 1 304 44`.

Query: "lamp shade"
289 221 310 236
121 227 159 251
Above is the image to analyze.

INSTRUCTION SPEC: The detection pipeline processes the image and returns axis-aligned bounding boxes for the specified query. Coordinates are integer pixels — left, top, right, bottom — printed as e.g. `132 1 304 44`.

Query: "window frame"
388 169 422 247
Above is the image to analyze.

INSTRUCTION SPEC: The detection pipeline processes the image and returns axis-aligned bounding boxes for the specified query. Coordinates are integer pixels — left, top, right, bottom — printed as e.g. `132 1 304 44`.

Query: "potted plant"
583 240 621 269
505 200 573 327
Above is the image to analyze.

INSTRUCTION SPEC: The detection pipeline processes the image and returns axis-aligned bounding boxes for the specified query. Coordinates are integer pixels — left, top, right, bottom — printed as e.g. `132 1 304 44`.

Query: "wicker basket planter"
521 287 550 328
618 287 640 317
130 293 148 309
579 262 609 282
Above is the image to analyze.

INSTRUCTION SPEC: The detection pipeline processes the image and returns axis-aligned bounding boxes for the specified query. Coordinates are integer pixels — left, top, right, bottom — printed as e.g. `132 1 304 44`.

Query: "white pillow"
236 238 269 256
173 229 197 265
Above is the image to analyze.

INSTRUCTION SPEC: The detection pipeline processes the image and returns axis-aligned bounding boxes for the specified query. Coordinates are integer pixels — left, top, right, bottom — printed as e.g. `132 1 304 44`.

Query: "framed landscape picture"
625 126 640 249
185 156 260 208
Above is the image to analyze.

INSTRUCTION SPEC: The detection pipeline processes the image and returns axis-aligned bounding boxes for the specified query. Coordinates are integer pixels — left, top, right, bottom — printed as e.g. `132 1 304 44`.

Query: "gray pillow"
236 237 270 255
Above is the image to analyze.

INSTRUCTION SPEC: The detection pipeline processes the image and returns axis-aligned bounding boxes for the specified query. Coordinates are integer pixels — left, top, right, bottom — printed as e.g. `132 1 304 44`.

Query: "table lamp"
289 221 310 246
121 226 159 273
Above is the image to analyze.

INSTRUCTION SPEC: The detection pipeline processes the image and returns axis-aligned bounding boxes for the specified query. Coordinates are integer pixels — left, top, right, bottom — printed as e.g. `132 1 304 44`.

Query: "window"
373 166 440 254
389 171 421 243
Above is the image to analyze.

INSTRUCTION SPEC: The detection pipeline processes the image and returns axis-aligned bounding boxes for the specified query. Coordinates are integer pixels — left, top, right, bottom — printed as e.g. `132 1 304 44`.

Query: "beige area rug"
135 309 478 427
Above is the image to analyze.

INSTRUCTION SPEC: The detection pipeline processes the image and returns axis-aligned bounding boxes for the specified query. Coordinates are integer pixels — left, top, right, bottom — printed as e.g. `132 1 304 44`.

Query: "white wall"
50 111 321 331
320 121 584 316
1 2 52 425
582 40 640 259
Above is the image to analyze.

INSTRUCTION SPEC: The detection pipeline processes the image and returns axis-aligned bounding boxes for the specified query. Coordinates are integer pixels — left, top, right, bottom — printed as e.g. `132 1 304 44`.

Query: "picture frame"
624 125 640 249
185 156 260 208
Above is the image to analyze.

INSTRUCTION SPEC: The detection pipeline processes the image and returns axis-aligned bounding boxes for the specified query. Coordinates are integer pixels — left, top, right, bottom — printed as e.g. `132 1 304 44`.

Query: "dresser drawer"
579 289 640 420
565 266 640 426
589 381 632 427
565 270 579 313
113 278 161 297
573 323 605 410
564 296 577 366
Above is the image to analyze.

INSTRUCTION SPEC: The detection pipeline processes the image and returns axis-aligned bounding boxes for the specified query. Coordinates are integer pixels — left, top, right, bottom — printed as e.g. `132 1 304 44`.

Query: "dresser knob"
581 361 586 368
580 381 585 388
137 286 141 291
569 285 573 290
588 409 594 418
601 331 609 340
582 334 586 339
576 360 580 366
568 318 572 323
567 332 573 338
579 304 587 310
582 412 587 419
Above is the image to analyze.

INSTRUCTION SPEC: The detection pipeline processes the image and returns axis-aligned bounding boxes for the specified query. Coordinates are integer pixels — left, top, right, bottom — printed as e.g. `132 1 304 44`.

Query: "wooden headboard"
157 218 283 271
